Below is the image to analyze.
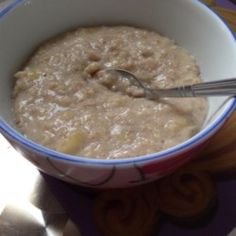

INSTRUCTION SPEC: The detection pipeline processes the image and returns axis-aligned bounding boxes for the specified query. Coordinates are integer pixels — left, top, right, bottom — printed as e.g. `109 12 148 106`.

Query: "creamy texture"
12 26 208 159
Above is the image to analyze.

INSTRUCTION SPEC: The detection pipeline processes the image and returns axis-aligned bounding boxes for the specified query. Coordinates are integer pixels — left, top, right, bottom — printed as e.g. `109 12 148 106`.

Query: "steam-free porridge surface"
12 26 208 159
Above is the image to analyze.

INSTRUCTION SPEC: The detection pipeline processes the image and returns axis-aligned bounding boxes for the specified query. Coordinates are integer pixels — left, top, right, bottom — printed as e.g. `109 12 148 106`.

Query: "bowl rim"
0 0 236 166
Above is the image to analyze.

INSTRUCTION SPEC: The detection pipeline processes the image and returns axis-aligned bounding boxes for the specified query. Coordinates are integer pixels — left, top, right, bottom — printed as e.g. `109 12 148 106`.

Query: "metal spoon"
104 68 236 99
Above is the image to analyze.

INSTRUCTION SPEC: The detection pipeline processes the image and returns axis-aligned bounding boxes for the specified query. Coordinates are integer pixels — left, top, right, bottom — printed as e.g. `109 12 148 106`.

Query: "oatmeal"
12 26 208 159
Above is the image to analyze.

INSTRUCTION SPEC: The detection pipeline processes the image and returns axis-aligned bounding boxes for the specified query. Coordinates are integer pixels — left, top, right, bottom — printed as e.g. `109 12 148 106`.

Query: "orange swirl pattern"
93 171 216 235
156 170 216 221
93 185 159 236
185 112 236 174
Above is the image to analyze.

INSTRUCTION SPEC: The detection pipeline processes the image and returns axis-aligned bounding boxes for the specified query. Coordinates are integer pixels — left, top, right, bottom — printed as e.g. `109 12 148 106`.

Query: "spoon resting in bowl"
101 68 236 99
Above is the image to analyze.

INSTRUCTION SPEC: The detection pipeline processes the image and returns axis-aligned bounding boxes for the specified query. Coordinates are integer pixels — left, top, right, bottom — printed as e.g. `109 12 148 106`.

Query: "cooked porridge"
12 26 208 159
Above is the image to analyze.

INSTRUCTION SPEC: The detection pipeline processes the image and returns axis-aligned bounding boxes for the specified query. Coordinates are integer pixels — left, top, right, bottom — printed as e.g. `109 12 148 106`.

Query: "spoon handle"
147 78 236 98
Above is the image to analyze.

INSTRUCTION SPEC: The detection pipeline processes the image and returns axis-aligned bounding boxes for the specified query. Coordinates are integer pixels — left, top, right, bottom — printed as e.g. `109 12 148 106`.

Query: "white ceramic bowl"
0 0 236 188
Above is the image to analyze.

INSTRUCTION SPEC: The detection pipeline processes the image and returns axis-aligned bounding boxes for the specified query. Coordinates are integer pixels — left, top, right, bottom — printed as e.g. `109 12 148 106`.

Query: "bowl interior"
0 0 236 143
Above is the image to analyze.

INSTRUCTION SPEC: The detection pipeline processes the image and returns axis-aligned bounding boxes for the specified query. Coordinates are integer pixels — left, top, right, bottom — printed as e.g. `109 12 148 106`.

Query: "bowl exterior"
0 125 221 188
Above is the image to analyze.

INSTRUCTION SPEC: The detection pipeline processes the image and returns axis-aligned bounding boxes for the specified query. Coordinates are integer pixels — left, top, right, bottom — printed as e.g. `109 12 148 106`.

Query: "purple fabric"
43 174 101 236
216 0 236 10
44 174 236 236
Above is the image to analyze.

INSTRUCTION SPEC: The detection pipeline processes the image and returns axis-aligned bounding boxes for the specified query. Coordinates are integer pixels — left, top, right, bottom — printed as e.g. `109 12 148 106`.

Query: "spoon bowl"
104 68 236 99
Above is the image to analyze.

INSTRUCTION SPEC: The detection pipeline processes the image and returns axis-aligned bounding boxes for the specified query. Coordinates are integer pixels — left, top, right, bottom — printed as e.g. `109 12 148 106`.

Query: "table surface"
0 0 236 236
